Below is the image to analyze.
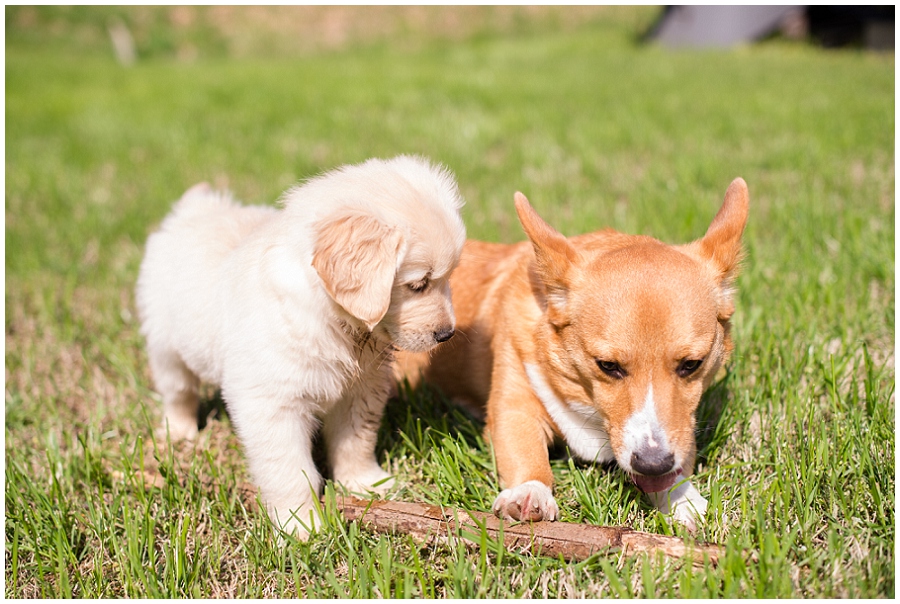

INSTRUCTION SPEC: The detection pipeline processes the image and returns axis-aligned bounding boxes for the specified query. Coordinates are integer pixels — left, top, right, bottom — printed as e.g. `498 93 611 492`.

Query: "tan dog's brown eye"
596 360 626 379
408 278 429 293
677 359 703 378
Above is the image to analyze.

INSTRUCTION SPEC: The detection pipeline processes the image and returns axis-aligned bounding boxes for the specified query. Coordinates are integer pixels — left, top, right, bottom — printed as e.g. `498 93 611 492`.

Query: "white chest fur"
523 363 615 464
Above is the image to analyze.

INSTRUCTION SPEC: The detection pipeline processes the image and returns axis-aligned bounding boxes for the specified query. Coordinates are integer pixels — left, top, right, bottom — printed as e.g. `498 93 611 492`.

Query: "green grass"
5 6 894 598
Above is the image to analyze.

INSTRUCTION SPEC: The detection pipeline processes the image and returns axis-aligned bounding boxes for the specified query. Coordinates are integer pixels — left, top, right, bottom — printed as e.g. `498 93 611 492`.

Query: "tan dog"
137 156 466 538
397 179 748 529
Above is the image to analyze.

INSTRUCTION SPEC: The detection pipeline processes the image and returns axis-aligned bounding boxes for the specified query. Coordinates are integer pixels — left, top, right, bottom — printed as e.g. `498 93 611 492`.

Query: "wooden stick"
126 469 724 565
331 494 724 566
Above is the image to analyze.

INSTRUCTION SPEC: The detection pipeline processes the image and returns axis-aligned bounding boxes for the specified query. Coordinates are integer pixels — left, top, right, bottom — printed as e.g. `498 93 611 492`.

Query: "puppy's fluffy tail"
170 182 237 219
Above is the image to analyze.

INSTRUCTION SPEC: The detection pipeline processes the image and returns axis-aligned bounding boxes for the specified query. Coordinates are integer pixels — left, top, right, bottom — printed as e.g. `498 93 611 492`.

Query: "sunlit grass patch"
6 6 893 598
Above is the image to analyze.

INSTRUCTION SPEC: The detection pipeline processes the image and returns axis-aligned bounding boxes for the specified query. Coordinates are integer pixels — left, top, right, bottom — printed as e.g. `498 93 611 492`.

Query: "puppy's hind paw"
492 480 559 522
157 415 199 442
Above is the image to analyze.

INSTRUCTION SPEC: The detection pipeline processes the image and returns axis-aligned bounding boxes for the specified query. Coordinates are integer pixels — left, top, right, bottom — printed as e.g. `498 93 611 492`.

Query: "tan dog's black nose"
433 328 455 343
631 448 675 476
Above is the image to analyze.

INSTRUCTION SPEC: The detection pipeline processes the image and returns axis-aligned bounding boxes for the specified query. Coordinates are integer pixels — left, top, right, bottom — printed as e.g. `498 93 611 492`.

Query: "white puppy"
136 156 466 537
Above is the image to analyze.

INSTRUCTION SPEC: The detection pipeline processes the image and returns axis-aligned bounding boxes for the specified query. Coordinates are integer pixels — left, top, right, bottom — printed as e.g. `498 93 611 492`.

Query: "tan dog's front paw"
670 503 704 532
647 479 708 532
492 480 560 522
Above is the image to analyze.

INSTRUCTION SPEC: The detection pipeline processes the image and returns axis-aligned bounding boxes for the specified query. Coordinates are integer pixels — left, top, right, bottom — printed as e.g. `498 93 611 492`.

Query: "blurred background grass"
6 6 656 59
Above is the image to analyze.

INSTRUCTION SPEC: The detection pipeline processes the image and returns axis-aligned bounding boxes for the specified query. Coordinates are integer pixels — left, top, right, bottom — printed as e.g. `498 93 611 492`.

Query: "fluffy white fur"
136 156 466 538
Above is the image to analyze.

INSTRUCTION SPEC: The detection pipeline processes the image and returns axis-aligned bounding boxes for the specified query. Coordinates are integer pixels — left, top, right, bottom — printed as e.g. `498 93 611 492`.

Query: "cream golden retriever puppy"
136 156 466 537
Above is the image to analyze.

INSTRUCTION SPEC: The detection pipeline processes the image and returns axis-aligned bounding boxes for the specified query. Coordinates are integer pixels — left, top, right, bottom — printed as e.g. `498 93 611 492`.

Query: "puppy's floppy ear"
312 210 404 330
689 178 749 320
515 192 578 325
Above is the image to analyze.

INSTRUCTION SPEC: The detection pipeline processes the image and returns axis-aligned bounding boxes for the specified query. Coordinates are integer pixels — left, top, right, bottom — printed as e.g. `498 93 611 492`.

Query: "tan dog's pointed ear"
689 178 749 319
515 192 578 324
312 210 403 330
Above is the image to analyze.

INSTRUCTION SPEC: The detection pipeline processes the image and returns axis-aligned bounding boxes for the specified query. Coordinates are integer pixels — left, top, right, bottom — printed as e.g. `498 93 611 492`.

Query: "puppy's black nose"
433 328 455 343
631 449 675 476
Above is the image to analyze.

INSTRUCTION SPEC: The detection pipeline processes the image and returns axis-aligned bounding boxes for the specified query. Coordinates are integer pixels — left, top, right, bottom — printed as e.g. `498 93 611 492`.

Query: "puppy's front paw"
271 506 322 542
492 480 559 522
335 466 395 496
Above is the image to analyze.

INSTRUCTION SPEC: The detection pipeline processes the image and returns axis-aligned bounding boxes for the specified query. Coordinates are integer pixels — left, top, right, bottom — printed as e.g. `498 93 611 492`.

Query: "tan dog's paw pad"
492 480 559 522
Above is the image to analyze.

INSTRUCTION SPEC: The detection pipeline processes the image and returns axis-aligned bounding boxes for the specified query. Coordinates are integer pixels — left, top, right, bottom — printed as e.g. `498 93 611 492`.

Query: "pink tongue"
632 470 680 493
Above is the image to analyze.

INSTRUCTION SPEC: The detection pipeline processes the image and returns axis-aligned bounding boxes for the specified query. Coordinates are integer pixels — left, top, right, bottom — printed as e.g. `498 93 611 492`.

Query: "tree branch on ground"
330 494 724 565
126 469 724 565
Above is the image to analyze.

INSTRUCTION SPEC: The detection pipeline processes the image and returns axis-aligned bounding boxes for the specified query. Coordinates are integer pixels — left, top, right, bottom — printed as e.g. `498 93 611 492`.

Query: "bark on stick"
130 469 723 565
331 494 724 566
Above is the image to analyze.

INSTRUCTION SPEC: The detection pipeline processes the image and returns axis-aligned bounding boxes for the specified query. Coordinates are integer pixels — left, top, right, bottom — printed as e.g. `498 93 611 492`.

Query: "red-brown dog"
397 179 748 529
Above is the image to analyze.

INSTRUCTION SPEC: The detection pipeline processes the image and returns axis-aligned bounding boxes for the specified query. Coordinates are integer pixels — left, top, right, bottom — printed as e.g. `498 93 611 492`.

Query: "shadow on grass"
197 387 229 432
694 371 738 467
190 369 736 499
195 387 347 484
378 379 487 457
192 380 489 483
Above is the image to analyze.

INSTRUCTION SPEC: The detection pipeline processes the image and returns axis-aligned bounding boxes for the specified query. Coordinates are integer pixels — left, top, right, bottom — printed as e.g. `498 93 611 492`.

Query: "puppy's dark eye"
408 278 429 293
676 359 703 378
596 360 626 380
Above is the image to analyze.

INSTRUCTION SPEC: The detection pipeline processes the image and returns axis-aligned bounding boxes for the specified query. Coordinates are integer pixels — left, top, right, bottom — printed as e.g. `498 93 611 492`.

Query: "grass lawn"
5 6 894 598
